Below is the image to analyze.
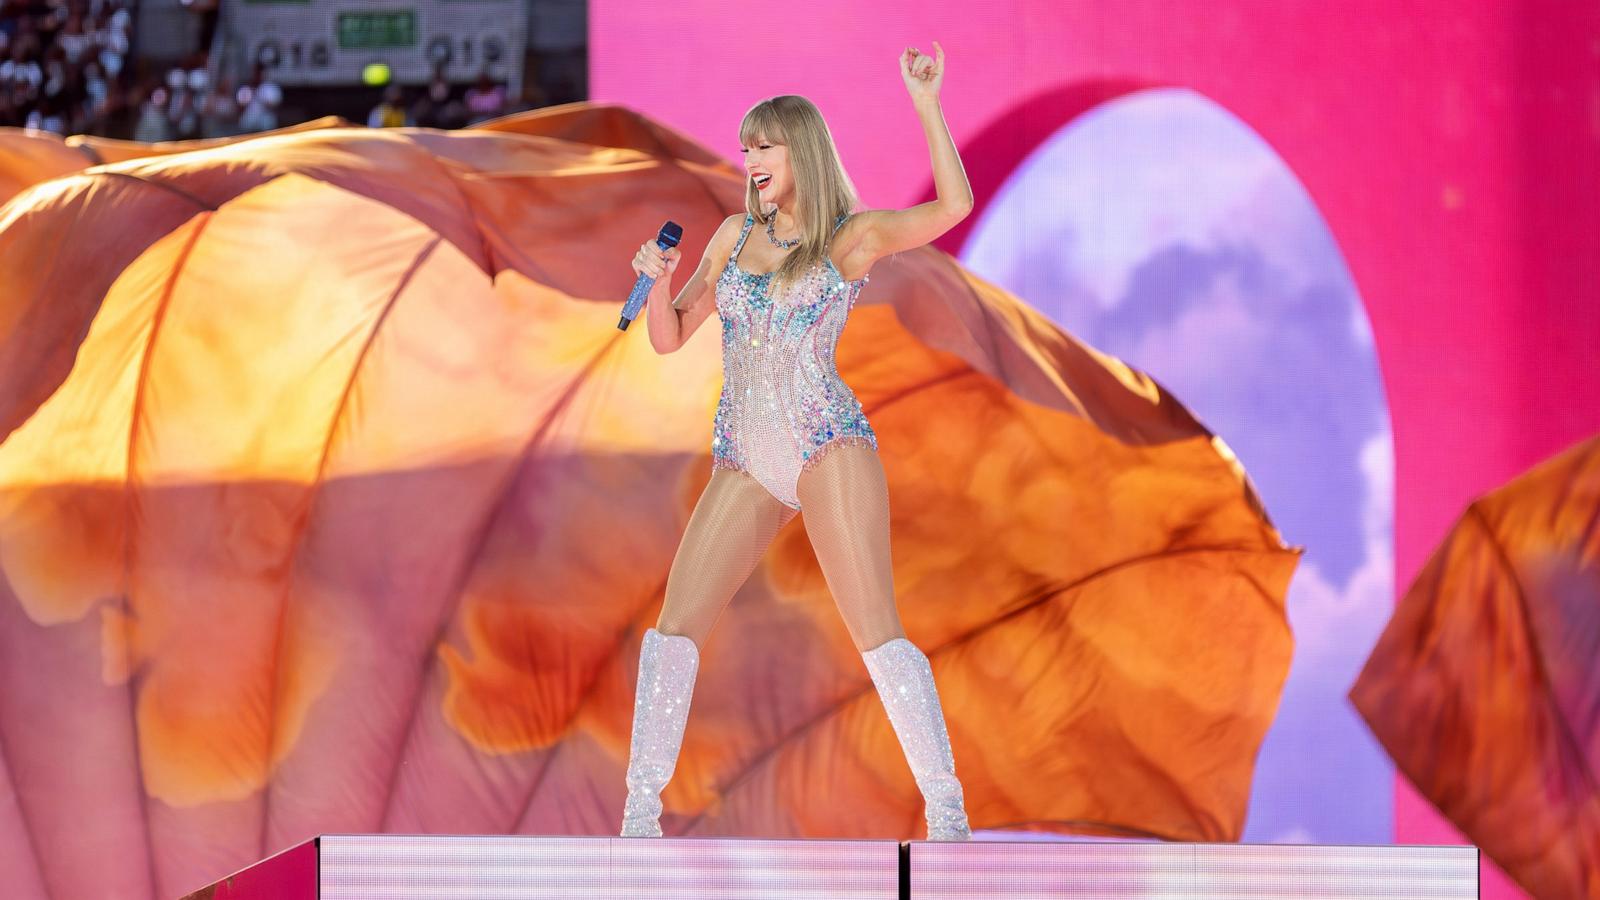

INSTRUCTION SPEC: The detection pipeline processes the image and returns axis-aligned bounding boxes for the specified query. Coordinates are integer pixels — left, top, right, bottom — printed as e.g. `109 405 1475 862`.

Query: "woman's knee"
842 610 906 651
653 614 710 649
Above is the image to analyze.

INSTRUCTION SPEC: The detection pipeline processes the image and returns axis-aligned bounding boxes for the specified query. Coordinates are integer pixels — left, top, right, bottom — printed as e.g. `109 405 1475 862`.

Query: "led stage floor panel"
182 834 900 900
912 841 1480 899
181 834 1479 899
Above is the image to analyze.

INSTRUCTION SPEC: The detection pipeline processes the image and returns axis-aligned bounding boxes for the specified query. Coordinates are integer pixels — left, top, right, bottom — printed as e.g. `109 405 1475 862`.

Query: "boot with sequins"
620 628 700 837
862 637 972 841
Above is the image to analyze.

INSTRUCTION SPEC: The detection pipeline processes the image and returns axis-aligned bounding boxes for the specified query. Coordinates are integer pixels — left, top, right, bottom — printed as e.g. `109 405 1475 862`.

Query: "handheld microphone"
618 221 684 331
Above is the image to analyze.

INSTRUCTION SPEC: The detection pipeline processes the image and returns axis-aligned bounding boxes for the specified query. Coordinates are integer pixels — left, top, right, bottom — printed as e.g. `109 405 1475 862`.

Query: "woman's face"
742 134 792 212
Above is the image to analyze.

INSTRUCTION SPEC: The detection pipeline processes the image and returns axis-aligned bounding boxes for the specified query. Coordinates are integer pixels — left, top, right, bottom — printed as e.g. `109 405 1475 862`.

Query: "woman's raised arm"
840 42 973 275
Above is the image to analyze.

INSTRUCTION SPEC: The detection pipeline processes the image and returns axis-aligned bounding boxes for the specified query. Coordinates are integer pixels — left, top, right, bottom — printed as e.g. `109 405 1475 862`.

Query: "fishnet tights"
655 445 907 651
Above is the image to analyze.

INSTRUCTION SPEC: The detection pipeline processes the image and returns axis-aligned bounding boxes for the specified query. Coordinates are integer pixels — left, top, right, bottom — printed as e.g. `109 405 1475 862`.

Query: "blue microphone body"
619 221 684 331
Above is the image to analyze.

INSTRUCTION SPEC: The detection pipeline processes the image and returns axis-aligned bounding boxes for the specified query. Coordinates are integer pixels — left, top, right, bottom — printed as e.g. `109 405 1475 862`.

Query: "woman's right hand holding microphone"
632 237 681 293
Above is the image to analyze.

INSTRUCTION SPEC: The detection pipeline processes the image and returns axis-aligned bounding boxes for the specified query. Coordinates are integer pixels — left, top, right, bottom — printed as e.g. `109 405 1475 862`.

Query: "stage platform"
181 834 1480 899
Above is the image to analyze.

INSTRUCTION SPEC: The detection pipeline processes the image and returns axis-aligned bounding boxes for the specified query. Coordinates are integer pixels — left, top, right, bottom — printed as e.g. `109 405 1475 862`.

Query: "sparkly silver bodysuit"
710 213 877 509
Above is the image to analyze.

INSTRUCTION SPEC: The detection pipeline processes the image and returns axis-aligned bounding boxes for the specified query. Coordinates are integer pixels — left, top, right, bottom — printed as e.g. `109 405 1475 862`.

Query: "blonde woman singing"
622 42 973 841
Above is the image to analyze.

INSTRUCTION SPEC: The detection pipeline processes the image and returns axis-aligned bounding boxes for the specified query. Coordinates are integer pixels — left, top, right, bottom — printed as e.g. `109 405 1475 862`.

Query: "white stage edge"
183 834 1481 900
911 840 1479 899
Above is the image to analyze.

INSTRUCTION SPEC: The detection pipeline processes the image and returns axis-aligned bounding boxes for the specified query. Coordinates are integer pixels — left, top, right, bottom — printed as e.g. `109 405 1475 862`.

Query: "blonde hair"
739 95 861 296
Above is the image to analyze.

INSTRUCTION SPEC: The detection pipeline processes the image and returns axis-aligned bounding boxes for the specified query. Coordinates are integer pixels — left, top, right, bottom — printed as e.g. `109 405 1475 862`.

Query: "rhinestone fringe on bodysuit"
711 213 877 509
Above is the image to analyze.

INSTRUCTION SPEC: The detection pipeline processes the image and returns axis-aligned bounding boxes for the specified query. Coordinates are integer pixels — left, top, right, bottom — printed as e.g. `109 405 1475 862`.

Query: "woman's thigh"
795 445 906 650
655 467 798 646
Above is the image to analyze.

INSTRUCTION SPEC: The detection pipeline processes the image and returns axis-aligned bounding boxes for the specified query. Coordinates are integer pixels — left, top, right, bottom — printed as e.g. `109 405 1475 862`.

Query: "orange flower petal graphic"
1352 434 1600 900
0 105 1296 899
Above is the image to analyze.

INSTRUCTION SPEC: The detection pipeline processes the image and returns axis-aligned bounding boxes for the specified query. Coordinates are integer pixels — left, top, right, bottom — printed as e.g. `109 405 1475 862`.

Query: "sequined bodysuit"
710 213 877 509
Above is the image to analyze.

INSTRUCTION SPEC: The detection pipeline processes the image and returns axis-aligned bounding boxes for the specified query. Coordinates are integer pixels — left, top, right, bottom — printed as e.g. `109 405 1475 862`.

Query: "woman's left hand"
899 42 944 102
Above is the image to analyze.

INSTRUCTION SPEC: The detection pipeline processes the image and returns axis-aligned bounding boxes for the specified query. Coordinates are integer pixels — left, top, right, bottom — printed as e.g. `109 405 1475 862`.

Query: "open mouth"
753 174 772 189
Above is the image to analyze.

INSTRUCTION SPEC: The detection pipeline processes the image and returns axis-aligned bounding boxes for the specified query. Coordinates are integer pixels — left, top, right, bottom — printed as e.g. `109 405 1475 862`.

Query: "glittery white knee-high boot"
620 628 700 837
862 637 972 841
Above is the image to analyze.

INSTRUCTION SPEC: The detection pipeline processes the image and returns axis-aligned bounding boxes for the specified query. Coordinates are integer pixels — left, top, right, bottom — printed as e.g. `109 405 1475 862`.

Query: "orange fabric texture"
0 116 355 201
0 130 96 207
1352 434 1600 900
0 104 1296 899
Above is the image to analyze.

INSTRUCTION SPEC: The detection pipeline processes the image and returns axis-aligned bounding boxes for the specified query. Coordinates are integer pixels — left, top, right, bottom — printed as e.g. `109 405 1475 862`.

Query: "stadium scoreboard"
230 0 526 87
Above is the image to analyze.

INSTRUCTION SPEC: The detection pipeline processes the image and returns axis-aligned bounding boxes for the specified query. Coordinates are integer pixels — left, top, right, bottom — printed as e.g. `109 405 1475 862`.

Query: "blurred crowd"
3 0 563 140
366 69 539 130
135 63 537 141
0 0 135 134
128 62 531 141
132 60 282 141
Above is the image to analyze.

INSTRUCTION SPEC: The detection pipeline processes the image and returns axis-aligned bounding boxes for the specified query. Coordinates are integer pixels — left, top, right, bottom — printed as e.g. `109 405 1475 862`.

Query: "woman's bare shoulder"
708 212 746 255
